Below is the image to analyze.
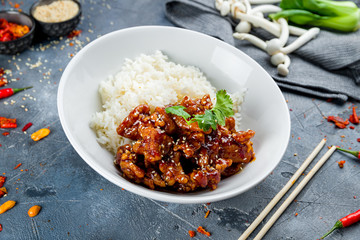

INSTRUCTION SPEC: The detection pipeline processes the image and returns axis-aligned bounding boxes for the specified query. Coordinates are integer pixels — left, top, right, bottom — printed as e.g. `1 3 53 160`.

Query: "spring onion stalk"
269 0 360 32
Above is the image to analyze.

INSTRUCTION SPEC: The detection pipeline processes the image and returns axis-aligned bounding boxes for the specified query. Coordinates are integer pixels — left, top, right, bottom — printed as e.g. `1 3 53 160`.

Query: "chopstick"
254 145 337 240
238 138 328 240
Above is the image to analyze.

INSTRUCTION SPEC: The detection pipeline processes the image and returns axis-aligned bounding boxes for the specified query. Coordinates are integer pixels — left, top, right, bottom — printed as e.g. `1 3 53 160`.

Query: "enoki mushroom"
215 0 321 76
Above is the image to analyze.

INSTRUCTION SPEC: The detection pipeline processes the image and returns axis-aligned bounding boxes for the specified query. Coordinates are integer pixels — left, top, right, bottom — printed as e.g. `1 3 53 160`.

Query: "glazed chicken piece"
173 131 205 158
217 123 255 164
116 144 145 182
116 104 151 140
117 105 177 140
133 126 173 163
170 94 213 134
158 151 189 186
180 94 212 115
190 167 221 190
143 168 166 189
221 162 244 177
115 94 255 192
150 107 177 135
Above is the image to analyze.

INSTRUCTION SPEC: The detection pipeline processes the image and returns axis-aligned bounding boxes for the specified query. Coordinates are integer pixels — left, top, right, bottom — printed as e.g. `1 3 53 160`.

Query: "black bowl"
0 10 35 55
30 0 81 38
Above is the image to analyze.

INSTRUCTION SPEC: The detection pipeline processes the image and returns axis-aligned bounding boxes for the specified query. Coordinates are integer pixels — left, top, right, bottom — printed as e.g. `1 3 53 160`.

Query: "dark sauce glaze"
115 94 255 192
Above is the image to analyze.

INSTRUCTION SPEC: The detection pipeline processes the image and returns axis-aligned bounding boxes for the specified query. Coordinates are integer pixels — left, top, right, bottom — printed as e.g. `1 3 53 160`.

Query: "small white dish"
58 26 290 204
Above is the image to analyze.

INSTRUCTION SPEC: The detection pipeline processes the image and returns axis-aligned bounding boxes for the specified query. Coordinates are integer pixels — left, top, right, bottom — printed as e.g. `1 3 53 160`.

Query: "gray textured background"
0 0 359 239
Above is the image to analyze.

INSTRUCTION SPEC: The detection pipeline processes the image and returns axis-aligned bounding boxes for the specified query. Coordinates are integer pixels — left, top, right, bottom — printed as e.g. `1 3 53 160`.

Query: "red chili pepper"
0 187 6 198
0 117 17 128
0 86 32 99
0 78 7 87
0 32 13 42
67 29 82 39
337 160 345 168
0 68 6 87
0 18 29 42
197 226 211 236
349 107 359 124
188 230 196 238
321 209 360 239
22 122 32 131
0 19 7 28
0 176 6 188
327 116 349 129
13 163 22 169
336 147 360 159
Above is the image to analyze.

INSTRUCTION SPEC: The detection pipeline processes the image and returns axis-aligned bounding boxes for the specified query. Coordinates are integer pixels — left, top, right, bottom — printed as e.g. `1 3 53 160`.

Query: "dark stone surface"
0 0 359 239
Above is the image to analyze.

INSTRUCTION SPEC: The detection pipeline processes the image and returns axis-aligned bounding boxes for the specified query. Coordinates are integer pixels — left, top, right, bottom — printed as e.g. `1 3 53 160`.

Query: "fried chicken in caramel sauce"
115 94 255 192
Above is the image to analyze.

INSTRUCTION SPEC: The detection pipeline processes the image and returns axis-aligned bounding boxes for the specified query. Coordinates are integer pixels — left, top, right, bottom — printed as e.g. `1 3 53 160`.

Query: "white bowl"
58 26 290 204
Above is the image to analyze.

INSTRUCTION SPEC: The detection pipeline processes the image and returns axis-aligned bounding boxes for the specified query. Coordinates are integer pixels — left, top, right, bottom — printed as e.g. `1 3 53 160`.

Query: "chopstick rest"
239 139 329 240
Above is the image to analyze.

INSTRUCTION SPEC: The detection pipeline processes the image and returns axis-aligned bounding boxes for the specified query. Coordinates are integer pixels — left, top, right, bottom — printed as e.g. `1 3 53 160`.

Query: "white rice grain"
90 51 245 154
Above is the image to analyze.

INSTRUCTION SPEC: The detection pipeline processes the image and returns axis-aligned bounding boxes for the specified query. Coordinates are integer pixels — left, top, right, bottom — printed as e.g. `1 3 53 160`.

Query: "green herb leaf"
193 110 218 131
212 90 234 126
165 105 191 120
165 90 234 131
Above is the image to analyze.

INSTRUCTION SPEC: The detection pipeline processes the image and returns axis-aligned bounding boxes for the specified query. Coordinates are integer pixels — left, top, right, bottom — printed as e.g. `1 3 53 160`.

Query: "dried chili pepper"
0 117 17 128
0 200 16 214
67 29 82 39
197 226 211 236
0 78 7 87
0 176 6 188
0 18 29 42
321 209 360 239
204 210 210 218
28 205 41 217
22 122 32 131
0 86 32 99
188 230 196 237
0 187 7 198
13 163 22 169
337 160 345 168
31 128 50 141
349 107 359 124
337 147 360 159
0 68 7 87
327 116 349 129
0 223 2 232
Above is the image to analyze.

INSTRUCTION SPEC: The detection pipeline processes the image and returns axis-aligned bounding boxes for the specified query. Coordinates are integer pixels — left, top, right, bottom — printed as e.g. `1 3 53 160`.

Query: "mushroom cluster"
215 0 320 76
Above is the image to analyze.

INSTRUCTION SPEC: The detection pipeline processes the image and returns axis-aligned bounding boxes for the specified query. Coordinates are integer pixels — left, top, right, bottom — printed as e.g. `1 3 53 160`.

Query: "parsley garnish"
165 90 234 131
165 105 191 120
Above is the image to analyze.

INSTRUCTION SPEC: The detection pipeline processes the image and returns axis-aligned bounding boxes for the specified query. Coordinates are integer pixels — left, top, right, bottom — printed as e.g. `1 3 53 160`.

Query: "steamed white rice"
90 51 245 154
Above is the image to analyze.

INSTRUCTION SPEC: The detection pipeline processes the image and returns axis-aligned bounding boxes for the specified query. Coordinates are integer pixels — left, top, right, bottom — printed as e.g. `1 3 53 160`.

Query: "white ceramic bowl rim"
58 26 291 204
